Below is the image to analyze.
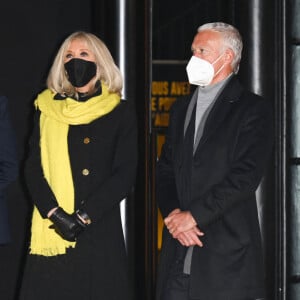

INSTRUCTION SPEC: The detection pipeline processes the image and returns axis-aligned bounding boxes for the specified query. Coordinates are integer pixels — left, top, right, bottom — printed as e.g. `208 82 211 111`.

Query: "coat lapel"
194 76 244 152
176 99 191 165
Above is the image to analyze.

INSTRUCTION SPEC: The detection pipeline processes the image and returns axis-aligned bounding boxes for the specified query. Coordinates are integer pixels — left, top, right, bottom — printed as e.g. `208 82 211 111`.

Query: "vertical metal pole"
114 0 153 298
95 0 151 298
234 0 286 299
287 0 300 298
133 0 153 298
116 0 129 247
274 1 287 299
114 2 138 299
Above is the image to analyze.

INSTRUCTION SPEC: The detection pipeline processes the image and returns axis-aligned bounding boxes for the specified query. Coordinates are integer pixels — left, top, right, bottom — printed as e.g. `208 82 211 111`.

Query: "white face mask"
186 54 224 86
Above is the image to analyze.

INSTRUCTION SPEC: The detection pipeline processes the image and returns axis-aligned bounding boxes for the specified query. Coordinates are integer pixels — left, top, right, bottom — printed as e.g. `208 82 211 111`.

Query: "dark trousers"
161 259 264 300
161 272 190 300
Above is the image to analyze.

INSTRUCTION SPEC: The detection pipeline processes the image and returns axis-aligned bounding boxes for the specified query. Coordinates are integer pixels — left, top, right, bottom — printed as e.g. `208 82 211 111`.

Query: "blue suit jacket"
0 96 18 244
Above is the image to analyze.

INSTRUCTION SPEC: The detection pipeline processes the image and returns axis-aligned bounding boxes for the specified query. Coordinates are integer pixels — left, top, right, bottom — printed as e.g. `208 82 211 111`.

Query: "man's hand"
164 208 204 247
177 227 204 247
164 209 197 237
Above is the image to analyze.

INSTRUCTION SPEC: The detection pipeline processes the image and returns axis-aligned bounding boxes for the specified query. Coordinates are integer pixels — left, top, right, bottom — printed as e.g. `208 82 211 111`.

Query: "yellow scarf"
29 84 120 256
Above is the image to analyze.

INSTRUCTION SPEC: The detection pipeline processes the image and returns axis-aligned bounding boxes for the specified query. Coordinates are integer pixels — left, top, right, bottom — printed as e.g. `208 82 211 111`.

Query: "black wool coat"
156 76 274 300
22 98 137 300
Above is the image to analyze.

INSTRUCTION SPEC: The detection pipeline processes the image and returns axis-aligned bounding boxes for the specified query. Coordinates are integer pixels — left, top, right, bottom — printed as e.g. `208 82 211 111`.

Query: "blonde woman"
20 31 137 300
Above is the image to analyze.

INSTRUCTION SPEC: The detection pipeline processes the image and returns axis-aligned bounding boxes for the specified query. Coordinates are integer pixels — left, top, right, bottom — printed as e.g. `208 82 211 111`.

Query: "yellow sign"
151 81 190 127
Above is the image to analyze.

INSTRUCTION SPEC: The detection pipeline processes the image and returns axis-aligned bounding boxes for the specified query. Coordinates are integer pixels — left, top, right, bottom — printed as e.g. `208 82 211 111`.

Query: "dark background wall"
0 0 288 299
0 2 93 299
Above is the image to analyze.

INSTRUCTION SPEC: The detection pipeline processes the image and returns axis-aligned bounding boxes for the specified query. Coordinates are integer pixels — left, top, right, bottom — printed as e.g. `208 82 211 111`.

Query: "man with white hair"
156 22 273 300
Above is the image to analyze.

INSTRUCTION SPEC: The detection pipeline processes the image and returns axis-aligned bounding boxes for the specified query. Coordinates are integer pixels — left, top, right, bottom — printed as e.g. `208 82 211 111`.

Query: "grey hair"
198 22 243 74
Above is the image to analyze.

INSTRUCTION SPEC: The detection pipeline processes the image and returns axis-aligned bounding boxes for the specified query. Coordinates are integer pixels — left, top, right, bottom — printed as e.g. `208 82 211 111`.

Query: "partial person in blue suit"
0 95 18 245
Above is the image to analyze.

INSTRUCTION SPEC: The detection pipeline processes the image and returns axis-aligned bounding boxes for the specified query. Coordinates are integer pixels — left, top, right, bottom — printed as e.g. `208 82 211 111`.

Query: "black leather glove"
49 207 87 241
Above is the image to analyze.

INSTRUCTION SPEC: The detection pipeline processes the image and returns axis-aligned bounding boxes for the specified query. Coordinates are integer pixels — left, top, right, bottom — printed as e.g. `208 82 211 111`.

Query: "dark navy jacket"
0 96 18 244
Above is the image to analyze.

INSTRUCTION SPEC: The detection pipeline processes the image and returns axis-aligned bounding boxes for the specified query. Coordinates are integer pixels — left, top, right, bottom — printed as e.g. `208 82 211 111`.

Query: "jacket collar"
193 75 244 151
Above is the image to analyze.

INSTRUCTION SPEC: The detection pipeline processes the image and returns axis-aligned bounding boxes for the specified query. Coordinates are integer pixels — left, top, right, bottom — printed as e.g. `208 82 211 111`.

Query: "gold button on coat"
82 169 90 176
83 137 90 144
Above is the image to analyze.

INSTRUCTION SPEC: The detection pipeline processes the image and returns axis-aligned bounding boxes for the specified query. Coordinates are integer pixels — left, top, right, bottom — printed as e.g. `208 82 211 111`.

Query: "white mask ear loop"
211 53 225 78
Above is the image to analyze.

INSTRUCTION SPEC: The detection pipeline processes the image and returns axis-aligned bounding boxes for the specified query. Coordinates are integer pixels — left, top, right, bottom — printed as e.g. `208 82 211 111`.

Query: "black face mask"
64 58 97 87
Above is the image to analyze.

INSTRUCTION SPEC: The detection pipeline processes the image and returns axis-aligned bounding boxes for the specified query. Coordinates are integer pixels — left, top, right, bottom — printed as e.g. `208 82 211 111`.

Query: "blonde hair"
47 31 123 97
198 22 243 74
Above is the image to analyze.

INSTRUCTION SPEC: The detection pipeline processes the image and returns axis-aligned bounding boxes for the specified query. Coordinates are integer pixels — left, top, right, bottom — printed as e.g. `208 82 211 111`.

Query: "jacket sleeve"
0 96 18 190
80 103 138 222
156 102 181 218
188 98 274 228
24 110 58 217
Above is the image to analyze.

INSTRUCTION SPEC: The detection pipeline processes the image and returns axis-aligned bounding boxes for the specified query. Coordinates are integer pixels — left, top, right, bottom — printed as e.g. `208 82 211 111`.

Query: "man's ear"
224 48 234 64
